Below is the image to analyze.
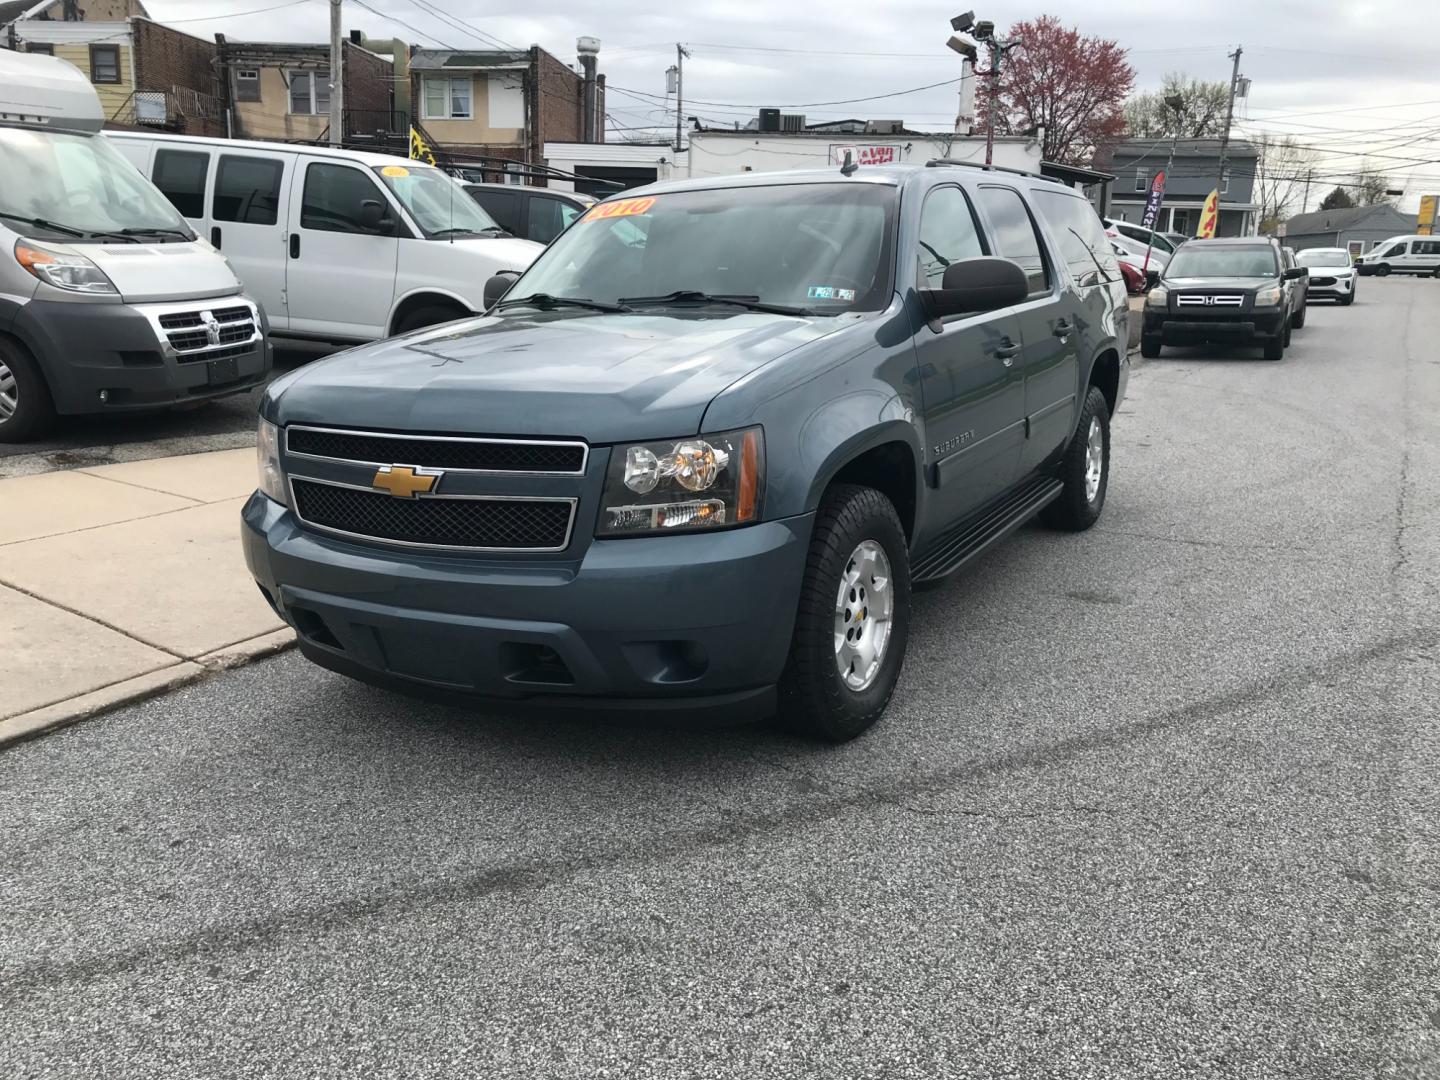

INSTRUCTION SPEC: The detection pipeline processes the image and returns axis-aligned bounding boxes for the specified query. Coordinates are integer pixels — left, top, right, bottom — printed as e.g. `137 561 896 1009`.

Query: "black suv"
1141 236 1308 361
246 163 1130 741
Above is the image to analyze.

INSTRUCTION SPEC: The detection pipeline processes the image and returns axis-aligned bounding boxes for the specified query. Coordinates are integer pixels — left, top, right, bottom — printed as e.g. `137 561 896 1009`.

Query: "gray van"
0 50 268 442
244 162 1129 740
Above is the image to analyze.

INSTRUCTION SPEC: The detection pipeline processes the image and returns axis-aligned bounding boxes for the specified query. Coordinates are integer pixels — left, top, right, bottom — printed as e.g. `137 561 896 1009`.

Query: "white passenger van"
0 51 268 442
107 132 544 341
1353 235 1440 277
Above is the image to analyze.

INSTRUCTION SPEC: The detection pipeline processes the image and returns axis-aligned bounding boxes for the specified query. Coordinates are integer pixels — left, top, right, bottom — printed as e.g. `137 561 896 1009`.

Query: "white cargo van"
0 51 269 442
107 132 545 341
1353 235 1440 277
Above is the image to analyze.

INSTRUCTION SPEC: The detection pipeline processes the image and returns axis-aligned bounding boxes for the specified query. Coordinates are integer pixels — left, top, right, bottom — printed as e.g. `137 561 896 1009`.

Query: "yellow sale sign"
1196 189 1220 238
1419 195 1437 236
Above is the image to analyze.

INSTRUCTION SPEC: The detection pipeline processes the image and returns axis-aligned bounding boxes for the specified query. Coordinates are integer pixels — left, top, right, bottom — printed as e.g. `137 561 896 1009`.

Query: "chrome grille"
290 478 575 552
286 426 588 475
147 302 260 357
1176 293 1245 307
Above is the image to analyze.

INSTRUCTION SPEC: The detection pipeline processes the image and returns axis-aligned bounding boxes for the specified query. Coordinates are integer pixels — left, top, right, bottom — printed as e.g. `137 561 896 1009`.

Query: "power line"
405 0 518 52
347 0 463 49
609 76 963 111
149 0 316 22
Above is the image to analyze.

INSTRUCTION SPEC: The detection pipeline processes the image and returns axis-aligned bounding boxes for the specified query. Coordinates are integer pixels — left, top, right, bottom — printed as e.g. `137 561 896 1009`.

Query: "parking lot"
1 277 1435 1077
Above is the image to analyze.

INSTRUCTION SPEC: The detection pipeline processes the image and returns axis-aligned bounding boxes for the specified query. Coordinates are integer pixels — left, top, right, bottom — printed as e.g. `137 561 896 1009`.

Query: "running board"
911 475 1064 584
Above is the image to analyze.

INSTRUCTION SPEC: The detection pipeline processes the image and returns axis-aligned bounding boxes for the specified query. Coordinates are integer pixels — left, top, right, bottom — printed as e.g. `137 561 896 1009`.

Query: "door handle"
210 226 221 249
993 340 1020 365
290 234 300 259
1053 320 1073 340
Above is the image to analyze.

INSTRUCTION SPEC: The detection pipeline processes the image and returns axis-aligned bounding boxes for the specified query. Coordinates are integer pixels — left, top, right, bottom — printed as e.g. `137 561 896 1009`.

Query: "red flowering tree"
995 15 1135 166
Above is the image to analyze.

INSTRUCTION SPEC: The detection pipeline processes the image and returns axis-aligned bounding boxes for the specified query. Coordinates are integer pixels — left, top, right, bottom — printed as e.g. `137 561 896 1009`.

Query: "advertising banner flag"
1419 194 1437 236
1141 170 1167 230
409 127 437 167
1196 189 1220 238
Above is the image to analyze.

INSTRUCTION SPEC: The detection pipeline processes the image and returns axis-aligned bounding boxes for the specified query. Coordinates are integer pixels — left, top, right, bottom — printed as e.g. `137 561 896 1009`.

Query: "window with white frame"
1134 168 1147 192
422 75 473 120
235 68 260 103
1220 171 1230 195
288 70 330 115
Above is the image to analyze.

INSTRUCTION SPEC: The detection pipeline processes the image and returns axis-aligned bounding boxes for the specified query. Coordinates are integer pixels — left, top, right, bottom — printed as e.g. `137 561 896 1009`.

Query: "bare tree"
1124 73 1231 138
1351 170 1397 207
1252 135 1318 232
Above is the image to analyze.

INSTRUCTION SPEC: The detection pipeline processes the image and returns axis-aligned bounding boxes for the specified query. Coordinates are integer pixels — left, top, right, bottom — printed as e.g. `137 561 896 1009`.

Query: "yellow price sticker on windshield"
583 197 656 222
381 165 410 178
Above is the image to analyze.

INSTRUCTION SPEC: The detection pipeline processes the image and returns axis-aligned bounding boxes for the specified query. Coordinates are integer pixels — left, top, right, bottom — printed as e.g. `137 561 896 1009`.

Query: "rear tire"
778 484 910 742
0 337 56 444
1041 385 1110 532
392 303 470 335
1140 336 1161 359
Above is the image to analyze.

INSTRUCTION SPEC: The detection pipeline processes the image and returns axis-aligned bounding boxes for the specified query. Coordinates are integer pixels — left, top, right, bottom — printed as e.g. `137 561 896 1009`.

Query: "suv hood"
270 310 846 443
1163 276 1273 289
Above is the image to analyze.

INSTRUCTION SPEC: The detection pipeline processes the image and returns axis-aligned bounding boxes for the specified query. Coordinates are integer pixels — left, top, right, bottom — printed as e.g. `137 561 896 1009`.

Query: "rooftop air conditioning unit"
866 119 903 134
758 108 781 132
780 113 806 132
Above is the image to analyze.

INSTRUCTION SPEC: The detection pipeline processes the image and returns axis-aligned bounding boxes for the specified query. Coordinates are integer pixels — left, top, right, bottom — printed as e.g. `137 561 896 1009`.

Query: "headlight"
1253 285 1283 306
257 418 288 506
1146 286 1167 306
598 427 764 536
14 239 118 295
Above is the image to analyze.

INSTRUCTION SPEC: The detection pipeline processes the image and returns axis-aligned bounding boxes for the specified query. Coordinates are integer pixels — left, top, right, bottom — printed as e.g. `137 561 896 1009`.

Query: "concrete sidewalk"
0 448 292 746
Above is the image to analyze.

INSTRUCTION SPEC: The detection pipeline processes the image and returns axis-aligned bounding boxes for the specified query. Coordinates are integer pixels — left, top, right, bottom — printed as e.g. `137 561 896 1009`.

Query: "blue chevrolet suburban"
244 162 1129 740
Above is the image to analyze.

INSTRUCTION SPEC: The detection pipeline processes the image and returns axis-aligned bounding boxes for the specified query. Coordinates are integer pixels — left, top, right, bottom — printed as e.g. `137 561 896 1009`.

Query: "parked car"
1160 231 1190 249
107 132 544 341
0 51 269 442
1141 236 1307 361
1280 247 1310 328
1108 242 1153 295
1107 230 1171 272
1103 218 1180 261
1296 247 1358 305
244 162 1130 741
463 183 596 245
1352 235 1440 277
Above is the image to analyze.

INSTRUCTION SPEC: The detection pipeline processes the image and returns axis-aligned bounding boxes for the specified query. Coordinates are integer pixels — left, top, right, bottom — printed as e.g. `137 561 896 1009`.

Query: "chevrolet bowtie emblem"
372 465 443 498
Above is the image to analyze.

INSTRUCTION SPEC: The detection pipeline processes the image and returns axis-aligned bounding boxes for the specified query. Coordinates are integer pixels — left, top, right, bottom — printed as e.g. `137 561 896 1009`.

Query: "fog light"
98 389 109 402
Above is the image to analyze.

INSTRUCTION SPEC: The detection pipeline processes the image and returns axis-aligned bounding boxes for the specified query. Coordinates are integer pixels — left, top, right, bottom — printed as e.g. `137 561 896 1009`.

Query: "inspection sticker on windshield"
808 286 856 302
583 197 656 222
380 165 410 177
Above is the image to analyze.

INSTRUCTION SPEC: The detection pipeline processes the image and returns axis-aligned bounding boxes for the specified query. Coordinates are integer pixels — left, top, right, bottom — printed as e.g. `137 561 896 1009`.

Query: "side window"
89 44 120 84
976 185 1051 297
152 149 210 220
234 68 261 103
915 185 986 290
1417 240 1440 256
301 162 389 234
529 195 579 245
471 189 519 234
1385 242 1408 257
213 155 283 225
1031 189 1119 286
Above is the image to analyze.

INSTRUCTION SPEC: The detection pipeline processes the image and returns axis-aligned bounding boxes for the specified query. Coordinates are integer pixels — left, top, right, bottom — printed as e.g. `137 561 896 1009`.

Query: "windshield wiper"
495 293 630 314
0 211 87 238
428 227 485 238
618 290 813 316
114 226 193 241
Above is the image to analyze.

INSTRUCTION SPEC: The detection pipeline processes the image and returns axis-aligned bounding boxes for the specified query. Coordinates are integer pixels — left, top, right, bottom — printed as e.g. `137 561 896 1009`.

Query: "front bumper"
242 492 812 717
6 297 270 416
1306 275 1355 298
1142 306 1285 344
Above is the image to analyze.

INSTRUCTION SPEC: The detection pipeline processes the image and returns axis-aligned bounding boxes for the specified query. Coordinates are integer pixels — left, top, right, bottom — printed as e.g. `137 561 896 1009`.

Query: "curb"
0 627 295 749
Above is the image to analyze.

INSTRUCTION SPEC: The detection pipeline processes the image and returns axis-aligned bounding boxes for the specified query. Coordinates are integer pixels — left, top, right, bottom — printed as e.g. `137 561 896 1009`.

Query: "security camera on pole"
955 17 1021 167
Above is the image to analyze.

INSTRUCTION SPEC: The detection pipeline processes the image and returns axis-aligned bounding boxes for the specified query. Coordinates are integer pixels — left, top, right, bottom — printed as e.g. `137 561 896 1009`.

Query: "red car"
1116 258 1147 295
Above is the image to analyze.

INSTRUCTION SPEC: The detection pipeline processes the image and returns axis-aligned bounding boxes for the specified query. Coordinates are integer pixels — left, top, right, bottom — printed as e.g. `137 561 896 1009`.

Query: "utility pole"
673 43 690 155
1214 45 1243 229
984 45 999 165
1301 168 1313 215
328 0 344 147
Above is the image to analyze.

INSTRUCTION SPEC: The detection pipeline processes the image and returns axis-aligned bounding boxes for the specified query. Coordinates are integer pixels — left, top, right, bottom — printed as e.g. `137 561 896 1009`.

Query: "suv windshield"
508 183 898 314
1166 246 1278 278
1298 250 1351 267
370 164 501 238
0 128 192 241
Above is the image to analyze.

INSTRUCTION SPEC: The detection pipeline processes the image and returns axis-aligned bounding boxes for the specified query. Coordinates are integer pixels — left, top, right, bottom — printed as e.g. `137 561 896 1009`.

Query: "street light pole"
328 0 343 148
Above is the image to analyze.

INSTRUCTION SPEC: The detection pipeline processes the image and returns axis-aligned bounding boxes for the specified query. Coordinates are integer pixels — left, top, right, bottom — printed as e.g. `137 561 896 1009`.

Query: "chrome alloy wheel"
834 539 895 692
1084 416 1104 503
0 358 16 423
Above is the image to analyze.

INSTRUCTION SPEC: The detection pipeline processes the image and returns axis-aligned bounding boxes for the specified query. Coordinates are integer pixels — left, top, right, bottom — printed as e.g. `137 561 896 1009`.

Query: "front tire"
778 484 910 742
0 337 56 444
1292 300 1307 328
1341 289 1355 306
1263 324 1287 361
1377 264 1392 277
1140 335 1161 359
1041 385 1110 532
393 303 470 335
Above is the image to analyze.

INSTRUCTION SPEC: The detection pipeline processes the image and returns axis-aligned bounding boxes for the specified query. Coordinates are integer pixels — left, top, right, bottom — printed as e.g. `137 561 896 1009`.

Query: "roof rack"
924 158 1061 184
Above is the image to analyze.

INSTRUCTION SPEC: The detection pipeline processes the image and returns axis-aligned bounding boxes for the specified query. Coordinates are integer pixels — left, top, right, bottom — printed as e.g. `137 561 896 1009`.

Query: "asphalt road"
3 279 1438 1078
0 342 334 478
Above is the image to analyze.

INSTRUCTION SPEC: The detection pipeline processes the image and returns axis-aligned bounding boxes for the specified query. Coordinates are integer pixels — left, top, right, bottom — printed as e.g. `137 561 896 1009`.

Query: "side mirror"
484 270 520 309
1145 268 1160 289
358 199 390 232
922 257 1029 319
1282 266 1307 280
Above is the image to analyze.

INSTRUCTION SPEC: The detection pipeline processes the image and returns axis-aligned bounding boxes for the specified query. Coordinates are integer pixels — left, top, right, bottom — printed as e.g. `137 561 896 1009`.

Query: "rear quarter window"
1032 189 1120 288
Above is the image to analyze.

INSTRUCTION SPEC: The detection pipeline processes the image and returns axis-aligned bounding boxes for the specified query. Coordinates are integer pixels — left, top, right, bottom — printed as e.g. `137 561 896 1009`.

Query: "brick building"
410 45 603 181
214 36 393 144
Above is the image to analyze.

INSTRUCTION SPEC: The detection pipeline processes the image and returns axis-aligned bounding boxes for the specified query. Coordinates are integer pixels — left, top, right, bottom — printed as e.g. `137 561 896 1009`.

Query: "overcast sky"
148 0 1440 209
